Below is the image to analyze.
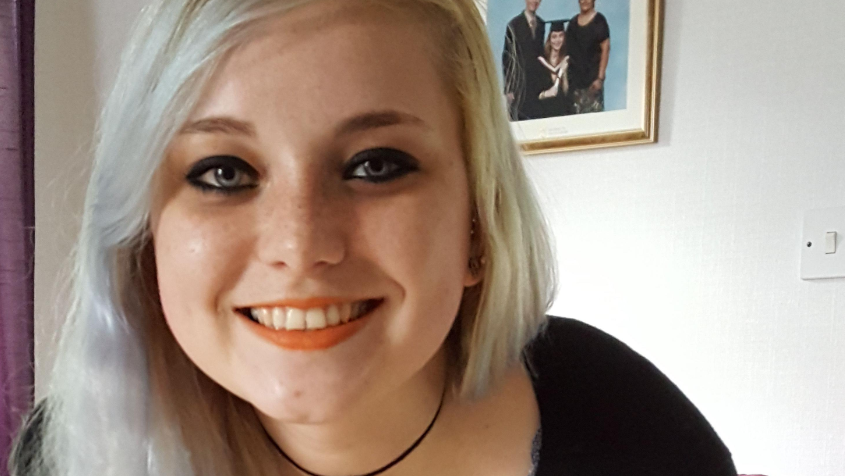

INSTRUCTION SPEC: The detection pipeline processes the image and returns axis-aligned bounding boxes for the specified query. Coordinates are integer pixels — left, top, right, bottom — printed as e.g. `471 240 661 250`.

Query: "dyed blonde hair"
10 0 556 474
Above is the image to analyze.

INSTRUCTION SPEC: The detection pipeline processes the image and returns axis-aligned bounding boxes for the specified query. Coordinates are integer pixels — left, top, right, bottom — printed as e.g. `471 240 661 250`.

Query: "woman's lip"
240 296 370 310
238 300 382 351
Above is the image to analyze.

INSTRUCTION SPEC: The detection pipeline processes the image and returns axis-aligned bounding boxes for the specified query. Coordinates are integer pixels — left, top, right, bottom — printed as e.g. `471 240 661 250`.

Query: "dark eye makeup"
185 147 420 195
185 155 260 195
342 147 420 183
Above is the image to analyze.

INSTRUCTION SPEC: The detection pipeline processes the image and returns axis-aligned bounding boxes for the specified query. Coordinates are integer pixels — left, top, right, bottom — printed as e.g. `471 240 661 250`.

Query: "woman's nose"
253 179 347 274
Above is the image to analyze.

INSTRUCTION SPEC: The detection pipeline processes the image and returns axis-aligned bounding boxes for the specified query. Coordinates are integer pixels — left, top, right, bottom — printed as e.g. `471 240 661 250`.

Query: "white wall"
527 2 845 474
33 0 147 396
34 1 844 475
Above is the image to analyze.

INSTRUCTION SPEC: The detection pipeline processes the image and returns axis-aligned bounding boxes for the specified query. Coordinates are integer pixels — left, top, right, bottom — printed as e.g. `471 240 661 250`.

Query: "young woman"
537 20 572 118
9 1 736 475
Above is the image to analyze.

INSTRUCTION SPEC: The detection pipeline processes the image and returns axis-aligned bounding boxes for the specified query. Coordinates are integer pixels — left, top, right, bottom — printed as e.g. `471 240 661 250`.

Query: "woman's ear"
464 260 484 287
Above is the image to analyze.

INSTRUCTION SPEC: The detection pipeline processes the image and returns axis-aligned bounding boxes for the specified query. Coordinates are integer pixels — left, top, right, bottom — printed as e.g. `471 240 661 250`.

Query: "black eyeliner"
185 155 256 180
184 155 259 195
343 147 420 182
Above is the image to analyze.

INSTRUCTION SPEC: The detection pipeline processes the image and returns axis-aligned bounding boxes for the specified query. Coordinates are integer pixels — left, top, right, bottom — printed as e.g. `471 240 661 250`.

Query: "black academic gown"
536 62 573 119
502 12 546 121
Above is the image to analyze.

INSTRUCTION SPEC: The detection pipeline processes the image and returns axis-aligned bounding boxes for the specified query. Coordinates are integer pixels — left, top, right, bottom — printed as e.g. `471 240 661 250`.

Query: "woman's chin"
251 394 357 425
238 374 367 424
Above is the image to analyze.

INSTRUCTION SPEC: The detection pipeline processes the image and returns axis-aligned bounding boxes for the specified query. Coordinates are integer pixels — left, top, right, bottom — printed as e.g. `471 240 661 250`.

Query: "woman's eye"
344 148 420 183
185 156 259 194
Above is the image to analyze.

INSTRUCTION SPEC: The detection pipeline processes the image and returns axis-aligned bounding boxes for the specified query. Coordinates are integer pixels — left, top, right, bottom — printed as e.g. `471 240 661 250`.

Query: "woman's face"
550 31 564 51
150 2 479 423
579 0 596 13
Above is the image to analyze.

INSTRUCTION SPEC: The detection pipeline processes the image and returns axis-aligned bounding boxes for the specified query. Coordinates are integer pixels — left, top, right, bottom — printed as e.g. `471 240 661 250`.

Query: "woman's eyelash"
343 148 420 183
184 148 417 195
185 156 259 195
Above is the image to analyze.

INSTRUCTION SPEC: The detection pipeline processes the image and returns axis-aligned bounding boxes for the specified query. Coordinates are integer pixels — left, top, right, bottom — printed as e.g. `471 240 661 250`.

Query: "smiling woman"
9 1 734 476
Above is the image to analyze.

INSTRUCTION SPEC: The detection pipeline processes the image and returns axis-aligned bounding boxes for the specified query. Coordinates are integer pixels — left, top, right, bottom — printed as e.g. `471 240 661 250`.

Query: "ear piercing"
468 256 486 276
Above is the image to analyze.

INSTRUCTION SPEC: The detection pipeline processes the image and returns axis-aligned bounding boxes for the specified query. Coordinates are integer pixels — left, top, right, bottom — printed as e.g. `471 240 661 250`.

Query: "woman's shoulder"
523 316 737 476
9 399 49 476
523 316 642 368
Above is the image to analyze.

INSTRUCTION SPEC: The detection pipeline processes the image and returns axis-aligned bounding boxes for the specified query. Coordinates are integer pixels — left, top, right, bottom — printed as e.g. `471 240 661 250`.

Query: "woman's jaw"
151 0 475 468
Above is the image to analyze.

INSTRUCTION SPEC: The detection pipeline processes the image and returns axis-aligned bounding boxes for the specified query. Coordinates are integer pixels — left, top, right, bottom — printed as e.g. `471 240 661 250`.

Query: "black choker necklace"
266 383 448 476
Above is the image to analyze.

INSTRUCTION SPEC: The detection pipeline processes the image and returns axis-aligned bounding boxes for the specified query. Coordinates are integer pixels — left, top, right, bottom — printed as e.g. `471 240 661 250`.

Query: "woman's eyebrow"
179 117 256 136
335 110 429 136
178 110 427 137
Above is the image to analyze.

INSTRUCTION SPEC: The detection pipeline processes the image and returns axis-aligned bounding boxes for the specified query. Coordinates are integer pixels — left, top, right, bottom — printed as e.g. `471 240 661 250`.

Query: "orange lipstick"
238 298 379 351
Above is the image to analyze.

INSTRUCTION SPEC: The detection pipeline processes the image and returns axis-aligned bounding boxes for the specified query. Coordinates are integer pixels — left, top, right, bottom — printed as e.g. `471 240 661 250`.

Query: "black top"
13 317 736 476
502 11 546 120
524 317 737 475
565 12 610 90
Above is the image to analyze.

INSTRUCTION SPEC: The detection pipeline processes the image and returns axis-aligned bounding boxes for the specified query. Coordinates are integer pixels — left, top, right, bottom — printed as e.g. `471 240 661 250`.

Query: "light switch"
801 207 845 280
826 232 837 254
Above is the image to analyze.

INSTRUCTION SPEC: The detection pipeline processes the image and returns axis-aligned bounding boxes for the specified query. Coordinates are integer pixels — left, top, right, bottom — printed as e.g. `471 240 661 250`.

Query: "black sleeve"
527 317 737 476
597 13 610 42
502 23 516 94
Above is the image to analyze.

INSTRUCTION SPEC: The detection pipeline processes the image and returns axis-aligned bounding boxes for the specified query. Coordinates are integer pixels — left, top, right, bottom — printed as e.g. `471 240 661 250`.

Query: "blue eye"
344 148 420 183
185 156 259 194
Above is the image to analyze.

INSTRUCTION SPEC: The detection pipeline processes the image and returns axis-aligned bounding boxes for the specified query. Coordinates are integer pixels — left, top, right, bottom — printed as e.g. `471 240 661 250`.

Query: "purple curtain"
0 0 35 472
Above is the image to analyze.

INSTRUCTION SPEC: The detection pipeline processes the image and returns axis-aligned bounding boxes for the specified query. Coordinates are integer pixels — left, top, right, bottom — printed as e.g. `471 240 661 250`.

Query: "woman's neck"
259 348 452 476
579 9 597 23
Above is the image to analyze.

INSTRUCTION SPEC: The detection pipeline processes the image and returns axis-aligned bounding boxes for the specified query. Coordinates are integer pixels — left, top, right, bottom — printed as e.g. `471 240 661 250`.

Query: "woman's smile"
235 298 385 351
151 1 477 426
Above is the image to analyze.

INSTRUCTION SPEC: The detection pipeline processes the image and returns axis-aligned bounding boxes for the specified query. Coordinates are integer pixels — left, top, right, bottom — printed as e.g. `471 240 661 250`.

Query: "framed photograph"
479 0 663 154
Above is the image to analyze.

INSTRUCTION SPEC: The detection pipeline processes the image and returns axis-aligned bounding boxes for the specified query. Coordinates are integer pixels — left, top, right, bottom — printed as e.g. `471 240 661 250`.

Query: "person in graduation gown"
536 20 573 118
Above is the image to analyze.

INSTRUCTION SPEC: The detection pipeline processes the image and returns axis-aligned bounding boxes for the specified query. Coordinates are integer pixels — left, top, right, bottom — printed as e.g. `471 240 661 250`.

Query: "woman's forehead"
186 1 456 144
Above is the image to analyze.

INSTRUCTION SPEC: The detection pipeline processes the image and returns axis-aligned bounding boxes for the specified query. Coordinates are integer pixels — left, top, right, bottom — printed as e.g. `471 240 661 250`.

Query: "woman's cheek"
155 205 248 323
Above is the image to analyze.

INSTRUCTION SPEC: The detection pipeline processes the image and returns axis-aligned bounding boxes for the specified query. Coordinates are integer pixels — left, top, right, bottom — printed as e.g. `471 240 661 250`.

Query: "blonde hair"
11 0 556 474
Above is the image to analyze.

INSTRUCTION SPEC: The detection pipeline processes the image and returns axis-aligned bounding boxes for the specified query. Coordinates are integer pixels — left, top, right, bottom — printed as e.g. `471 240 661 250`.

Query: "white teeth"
305 308 327 330
247 300 377 331
286 308 306 330
253 308 272 327
272 308 286 330
326 305 341 326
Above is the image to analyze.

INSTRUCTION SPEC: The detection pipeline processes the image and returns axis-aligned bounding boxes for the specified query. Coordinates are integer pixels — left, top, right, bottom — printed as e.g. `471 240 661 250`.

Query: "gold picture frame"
480 0 664 155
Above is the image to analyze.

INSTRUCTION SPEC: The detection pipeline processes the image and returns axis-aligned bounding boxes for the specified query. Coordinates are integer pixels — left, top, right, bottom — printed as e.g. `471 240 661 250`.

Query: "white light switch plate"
801 207 845 280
